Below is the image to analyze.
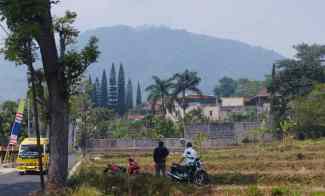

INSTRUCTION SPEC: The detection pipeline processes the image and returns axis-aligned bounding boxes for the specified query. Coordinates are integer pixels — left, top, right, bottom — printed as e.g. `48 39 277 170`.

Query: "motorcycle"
167 158 209 186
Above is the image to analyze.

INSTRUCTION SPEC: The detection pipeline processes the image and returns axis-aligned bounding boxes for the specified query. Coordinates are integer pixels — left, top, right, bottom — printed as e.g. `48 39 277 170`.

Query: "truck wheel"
18 171 25 175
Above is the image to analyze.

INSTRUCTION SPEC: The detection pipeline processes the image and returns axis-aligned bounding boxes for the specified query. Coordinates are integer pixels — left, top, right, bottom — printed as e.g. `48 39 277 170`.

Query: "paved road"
0 154 78 196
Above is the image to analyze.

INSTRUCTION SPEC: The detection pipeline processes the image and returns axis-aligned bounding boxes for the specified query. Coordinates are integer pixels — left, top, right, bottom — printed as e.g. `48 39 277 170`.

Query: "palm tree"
172 70 202 137
145 76 174 116
173 70 202 116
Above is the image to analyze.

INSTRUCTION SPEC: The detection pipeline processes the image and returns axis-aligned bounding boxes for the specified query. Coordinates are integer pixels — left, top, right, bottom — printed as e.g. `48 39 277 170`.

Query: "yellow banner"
17 99 25 114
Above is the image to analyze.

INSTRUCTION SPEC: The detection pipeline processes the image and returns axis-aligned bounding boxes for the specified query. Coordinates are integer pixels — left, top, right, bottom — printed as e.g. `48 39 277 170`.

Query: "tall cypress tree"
108 63 118 110
101 70 108 107
126 79 134 110
95 77 101 107
117 63 126 116
136 81 142 106
88 75 97 105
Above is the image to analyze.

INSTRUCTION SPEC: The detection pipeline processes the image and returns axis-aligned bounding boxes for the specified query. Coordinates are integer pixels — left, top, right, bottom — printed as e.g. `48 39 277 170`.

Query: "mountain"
0 25 284 101
80 25 284 95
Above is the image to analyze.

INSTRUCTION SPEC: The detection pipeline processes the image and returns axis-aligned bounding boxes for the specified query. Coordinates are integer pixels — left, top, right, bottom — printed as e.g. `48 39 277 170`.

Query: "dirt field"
82 139 325 195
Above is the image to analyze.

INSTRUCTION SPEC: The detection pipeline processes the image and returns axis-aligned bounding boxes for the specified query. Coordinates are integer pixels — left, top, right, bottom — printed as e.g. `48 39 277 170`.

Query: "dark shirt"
153 146 169 164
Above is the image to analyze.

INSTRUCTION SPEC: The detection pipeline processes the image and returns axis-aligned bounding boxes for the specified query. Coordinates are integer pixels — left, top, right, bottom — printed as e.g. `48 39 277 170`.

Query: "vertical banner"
9 99 25 145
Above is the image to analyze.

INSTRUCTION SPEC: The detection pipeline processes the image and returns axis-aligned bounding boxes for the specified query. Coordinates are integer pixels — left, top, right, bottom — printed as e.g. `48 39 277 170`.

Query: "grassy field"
67 139 325 195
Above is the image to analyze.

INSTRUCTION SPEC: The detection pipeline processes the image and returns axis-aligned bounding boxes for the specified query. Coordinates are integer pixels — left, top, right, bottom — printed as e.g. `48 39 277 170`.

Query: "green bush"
70 186 103 196
246 186 263 196
271 187 290 196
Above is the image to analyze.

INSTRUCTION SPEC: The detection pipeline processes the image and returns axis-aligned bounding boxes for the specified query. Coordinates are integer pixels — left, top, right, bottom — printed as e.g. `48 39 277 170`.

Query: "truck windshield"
19 145 43 157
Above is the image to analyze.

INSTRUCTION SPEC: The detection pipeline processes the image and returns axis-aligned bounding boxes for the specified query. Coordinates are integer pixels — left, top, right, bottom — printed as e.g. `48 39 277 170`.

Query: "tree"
235 78 264 97
269 44 325 128
117 64 126 116
136 81 142 106
214 76 237 97
173 70 202 117
184 108 208 124
2 29 47 190
94 77 101 107
88 75 97 106
126 79 134 110
146 76 174 115
100 70 108 107
0 101 18 144
0 2 100 187
69 81 96 157
291 84 325 138
108 63 118 111
173 70 201 137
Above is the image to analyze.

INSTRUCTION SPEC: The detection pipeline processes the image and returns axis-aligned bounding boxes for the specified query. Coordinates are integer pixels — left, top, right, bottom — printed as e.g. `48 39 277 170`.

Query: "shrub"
70 185 103 196
246 186 263 196
271 187 290 196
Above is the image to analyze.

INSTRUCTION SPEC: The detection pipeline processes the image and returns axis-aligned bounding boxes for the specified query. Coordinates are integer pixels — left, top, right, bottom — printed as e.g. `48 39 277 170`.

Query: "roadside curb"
68 159 82 178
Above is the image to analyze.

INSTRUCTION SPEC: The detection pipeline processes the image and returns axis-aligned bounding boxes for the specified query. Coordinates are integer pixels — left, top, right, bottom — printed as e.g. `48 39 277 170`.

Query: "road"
0 154 78 196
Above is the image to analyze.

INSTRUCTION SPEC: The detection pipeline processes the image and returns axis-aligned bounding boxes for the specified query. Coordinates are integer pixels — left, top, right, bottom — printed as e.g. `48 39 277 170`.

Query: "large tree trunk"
36 1 69 188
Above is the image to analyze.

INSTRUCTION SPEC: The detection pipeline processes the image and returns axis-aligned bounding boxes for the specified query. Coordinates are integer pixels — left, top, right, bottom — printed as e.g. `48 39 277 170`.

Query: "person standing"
153 141 169 176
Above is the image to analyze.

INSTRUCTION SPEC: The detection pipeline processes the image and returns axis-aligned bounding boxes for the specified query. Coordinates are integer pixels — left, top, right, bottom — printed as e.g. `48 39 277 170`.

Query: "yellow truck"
16 138 49 174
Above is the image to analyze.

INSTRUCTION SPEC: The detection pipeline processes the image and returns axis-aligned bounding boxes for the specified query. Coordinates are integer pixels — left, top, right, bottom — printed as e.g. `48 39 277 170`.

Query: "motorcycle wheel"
193 171 209 186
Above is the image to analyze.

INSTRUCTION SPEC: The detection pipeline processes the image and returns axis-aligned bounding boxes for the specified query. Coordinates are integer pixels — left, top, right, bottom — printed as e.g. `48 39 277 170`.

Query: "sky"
41 1 325 57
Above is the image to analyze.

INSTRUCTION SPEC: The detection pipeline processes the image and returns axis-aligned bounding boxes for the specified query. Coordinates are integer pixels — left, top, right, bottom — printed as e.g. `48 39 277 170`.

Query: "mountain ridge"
0 25 284 101
80 25 284 95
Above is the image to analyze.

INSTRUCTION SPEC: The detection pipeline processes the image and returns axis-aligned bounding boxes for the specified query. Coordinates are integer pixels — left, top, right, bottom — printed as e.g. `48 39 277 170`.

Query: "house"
219 97 246 121
166 95 220 121
245 87 271 116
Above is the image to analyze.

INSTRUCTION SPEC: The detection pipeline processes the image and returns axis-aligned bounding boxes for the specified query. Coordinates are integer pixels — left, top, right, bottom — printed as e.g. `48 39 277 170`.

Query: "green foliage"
69 165 198 196
133 115 181 139
70 81 116 153
172 70 202 112
0 101 18 144
126 79 134 110
184 108 208 124
87 75 97 106
70 186 103 196
269 44 325 128
117 64 126 116
249 119 271 143
136 81 142 107
111 120 129 139
53 10 79 50
63 36 100 97
193 132 208 154
214 76 266 98
146 76 174 115
100 70 108 107
214 76 237 97
279 119 296 145
235 78 265 97
246 186 263 196
291 84 325 138
271 187 290 196
108 63 118 110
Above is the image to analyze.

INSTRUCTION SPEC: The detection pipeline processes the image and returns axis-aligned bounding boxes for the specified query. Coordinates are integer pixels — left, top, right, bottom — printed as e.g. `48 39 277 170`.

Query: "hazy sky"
53 0 324 57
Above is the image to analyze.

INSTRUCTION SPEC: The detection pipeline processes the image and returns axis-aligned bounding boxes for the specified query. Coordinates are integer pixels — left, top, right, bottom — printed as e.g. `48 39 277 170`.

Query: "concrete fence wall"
86 122 269 152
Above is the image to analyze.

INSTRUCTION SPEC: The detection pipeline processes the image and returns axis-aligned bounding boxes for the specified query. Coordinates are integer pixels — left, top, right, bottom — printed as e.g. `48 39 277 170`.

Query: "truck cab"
16 138 49 174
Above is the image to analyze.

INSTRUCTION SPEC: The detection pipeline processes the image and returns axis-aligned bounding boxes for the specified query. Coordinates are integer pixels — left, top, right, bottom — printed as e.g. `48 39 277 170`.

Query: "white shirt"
182 147 198 165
